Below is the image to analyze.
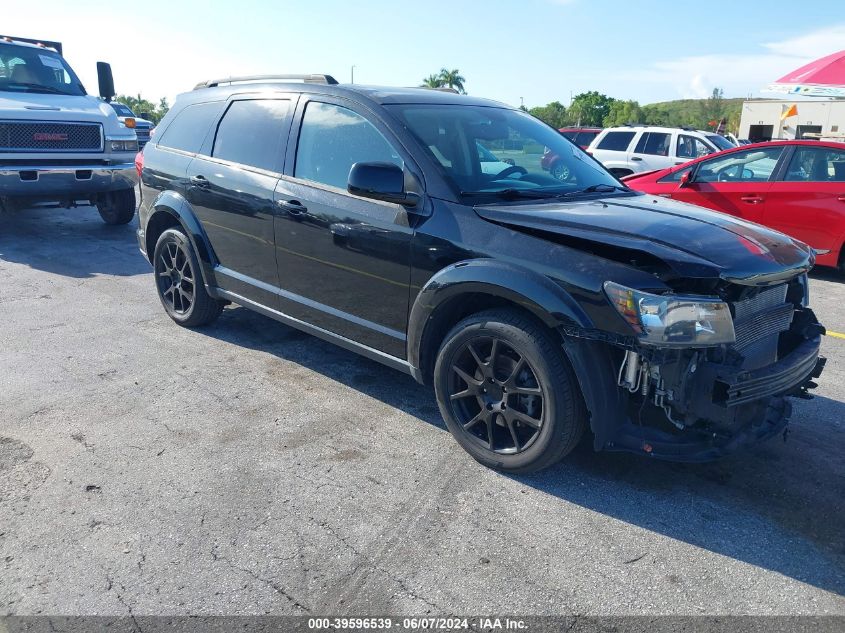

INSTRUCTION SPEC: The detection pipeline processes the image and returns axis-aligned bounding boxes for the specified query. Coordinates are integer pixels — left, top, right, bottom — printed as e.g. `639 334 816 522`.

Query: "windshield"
707 134 735 151
0 42 85 96
110 103 135 117
387 104 624 198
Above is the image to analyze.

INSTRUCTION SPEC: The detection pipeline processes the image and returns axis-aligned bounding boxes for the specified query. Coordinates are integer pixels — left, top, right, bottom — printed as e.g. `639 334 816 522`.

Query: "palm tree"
438 68 466 94
420 74 444 89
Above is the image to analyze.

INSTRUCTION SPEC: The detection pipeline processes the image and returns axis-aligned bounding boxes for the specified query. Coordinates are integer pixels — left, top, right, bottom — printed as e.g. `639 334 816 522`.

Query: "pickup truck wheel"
97 188 136 225
434 309 586 473
153 228 224 327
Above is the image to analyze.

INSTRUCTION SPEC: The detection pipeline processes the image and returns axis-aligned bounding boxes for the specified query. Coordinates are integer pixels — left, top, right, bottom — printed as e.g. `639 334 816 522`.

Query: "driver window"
677 135 710 159
695 147 784 183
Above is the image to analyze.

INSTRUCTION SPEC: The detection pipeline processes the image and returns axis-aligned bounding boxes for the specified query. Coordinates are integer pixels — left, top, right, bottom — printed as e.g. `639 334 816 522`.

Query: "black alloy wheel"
448 336 545 454
152 228 224 327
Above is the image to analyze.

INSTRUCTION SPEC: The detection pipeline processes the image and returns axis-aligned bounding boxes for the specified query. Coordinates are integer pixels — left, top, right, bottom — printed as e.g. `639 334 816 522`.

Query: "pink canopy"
767 49 845 98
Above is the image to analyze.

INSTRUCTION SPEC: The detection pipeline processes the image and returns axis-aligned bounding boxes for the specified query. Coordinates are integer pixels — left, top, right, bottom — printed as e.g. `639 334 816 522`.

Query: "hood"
0 92 125 132
474 194 814 286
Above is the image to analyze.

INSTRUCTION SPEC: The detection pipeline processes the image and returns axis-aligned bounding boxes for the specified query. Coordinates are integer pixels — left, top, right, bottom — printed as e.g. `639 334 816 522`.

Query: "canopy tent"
766 49 845 98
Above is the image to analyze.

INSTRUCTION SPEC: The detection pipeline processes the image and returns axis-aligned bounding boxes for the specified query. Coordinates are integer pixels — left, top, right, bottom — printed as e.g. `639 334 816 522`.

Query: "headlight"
109 140 139 152
604 282 735 347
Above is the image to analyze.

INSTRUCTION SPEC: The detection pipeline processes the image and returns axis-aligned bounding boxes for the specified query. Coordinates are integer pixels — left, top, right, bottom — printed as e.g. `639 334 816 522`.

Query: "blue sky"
5 0 845 107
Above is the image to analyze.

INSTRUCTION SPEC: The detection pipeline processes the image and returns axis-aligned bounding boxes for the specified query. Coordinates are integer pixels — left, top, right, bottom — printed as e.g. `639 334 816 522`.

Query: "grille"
731 284 792 370
0 121 103 152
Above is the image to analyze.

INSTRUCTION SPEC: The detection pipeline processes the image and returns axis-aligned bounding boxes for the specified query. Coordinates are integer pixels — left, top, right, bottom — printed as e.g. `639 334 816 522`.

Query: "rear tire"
433 308 586 473
153 228 224 327
97 188 136 225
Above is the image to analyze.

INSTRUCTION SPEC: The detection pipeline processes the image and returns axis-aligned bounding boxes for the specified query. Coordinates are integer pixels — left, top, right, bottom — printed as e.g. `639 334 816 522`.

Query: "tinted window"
634 132 671 156
658 164 694 183
295 102 402 190
706 134 734 151
696 147 784 183
157 102 221 154
212 99 290 172
677 135 713 159
784 146 845 182
575 131 599 146
597 131 635 151
561 131 578 141
110 103 135 117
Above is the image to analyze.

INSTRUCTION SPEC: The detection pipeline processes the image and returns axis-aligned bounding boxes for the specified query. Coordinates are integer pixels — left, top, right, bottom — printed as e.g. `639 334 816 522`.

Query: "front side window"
0 42 85 96
597 131 636 152
157 102 221 154
389 104 622 197
295 102 402 190
695 147 784 183
657 164 694 183
634 132 671 156
213 99 290 172
677 135 713 159
784 147 845 182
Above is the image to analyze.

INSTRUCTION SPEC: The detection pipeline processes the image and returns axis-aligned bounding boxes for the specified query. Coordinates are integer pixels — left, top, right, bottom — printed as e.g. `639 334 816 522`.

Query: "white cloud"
624 23 845 102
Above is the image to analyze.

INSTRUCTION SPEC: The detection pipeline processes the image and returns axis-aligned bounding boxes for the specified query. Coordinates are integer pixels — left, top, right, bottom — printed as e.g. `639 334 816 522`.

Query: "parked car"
0 35 138 223
109 102 154 148
725 133 752 146
559 127 602 149
587 125 735 178
622 140 845 273
137 75 824 472
540 128 602 181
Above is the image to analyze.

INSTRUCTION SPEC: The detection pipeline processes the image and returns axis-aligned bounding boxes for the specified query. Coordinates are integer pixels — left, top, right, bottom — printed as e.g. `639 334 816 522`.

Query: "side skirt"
213 287 424 382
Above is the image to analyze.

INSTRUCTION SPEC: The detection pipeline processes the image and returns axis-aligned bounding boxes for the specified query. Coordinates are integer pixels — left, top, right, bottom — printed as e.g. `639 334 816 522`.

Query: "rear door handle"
189 175 209 188
740 195 764 204
277 199 307 215
631 156 643 162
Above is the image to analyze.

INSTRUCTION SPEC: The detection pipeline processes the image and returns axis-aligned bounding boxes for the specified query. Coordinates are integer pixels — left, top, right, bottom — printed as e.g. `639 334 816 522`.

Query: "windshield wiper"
7 83 71 95
460 188 564 200
564 183 630 195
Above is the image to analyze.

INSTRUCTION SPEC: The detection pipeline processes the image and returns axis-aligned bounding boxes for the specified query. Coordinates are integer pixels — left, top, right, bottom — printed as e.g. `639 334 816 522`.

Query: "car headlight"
604 281 735 347
109 140 139 152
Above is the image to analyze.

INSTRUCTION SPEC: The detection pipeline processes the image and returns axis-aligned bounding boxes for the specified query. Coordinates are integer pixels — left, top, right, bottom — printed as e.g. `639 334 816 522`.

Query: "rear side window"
561 131 577 141
597 131 635 151
784 146 845 182
157 102 220 154
213 99 290 172
634 132 671 156
294 101 402 190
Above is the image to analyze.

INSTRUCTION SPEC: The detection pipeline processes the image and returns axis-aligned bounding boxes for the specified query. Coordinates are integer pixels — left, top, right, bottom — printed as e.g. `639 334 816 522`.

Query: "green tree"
420 73 444 89
603 100 642 127
438 68 466 94
528 101 567 129
568 91 616 127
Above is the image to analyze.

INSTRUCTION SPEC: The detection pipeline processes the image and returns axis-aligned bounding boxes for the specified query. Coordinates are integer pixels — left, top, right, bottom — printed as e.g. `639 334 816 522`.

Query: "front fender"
407 259 593 373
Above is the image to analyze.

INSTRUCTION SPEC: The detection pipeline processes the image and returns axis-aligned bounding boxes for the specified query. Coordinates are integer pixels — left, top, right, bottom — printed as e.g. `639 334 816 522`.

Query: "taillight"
135 151 144 179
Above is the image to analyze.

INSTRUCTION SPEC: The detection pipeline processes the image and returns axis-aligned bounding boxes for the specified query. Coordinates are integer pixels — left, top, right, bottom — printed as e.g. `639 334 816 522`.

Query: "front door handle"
631 156 643 162
277 199 307 215
740 195 764 204
189 175 209 188
837 195 845 202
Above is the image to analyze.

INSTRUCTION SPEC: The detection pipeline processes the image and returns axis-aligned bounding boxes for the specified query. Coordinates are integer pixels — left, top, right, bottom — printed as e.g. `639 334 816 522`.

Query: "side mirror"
678 171 693 188
348 162 419 207
97 62 115 101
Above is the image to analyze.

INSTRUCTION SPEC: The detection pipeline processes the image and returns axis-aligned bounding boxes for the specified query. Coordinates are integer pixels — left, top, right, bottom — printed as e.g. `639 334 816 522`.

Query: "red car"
623 140 845 272
540 127 602 180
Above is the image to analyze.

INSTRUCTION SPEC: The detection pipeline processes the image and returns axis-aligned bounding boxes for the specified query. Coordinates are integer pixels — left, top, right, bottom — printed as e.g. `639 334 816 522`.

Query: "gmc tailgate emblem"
33 133 68 141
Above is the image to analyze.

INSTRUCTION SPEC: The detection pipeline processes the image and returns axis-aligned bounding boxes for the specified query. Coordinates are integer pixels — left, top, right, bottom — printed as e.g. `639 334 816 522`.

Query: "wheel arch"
408 259 593 384
144 191 218 288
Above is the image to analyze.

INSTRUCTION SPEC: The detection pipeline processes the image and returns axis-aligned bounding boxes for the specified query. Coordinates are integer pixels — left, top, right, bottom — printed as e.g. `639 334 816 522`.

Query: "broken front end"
570 273 826 461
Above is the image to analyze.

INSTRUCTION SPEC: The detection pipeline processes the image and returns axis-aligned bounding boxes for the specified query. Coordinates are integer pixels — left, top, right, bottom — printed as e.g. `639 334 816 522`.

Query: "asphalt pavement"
0 205 843 617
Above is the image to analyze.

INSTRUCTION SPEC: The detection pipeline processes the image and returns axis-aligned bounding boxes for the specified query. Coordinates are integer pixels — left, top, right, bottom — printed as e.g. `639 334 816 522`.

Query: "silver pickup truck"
0 35 139 224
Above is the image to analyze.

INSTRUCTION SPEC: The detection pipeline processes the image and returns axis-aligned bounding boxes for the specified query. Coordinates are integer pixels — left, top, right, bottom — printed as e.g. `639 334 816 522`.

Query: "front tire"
97 188 136 225
434 309 586 473
153 228 224 327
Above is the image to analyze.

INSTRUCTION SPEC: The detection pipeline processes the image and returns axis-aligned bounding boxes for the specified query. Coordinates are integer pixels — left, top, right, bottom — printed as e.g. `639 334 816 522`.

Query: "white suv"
587 126 735 177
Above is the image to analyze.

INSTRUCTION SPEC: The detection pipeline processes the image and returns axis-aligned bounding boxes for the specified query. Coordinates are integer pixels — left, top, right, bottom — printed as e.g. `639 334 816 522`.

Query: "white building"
738 99 845 142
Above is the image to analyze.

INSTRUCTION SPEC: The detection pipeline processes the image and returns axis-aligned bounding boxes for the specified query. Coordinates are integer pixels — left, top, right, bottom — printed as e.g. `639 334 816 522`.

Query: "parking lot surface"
1 205 844 616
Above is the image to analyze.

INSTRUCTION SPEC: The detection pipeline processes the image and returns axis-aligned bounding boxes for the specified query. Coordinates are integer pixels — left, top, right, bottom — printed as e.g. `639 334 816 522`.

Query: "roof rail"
0 34 63 55
194 74 339 89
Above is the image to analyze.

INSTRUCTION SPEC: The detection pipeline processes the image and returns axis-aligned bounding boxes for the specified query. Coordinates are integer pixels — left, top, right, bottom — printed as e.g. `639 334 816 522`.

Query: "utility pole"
351 65 356 84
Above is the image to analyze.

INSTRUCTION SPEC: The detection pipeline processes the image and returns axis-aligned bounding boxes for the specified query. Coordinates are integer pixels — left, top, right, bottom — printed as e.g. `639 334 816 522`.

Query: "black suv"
137 74 826 472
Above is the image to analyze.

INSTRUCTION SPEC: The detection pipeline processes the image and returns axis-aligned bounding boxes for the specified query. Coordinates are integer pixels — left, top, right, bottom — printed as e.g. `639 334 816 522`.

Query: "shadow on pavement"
200 304 845 597
0 205 149 278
